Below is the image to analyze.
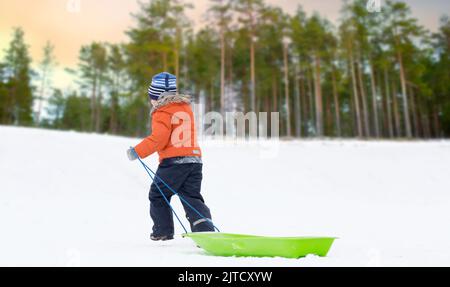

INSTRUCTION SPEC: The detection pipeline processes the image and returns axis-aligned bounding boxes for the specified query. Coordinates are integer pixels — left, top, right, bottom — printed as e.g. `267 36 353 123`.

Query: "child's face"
150 100 158 106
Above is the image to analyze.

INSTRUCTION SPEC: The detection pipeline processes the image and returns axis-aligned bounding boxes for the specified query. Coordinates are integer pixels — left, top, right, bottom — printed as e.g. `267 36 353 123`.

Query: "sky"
0 0 449 90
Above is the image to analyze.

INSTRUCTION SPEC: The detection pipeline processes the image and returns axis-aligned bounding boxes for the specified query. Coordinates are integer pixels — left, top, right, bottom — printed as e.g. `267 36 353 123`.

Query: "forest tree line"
0 0 449 138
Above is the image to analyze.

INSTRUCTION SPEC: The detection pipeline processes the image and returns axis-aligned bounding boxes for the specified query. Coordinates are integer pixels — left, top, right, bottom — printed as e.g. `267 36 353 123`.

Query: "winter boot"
150 234 174 241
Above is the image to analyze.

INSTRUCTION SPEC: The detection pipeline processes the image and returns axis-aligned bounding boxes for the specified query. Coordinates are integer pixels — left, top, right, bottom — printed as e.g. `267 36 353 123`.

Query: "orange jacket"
134 94 202 162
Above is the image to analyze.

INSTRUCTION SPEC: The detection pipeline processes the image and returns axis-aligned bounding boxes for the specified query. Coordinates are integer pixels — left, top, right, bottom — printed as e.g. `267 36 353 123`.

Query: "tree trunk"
392 80 401 137
283 44 291 137
250 35 256 112
110 97 117 134
356 59 370 137
294 62 302 137
423 113 431 139
272 73 278 112
331 67 341 137
409 85 420 138
95 81 103 133
10 85 17 125
384 67 394 138
209 80 214 112
307 63 315 135
313 53 323 137
220 28 225 115
376 69 385 137
349 52 363 137
349 83 357 137
397 51 412 138
416 96 425 139
370 63 380 138
421 100 431 139
109 85 118 135
300 65 307 136
433 105 440 138
265 94 270 136
325 91 332 136
256 87 260 113
91 75 97 132
227 38 233 112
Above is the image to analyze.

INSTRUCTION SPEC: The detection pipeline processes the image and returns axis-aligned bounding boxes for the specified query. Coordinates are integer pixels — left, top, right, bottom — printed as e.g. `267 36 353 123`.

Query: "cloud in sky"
0 0 448 88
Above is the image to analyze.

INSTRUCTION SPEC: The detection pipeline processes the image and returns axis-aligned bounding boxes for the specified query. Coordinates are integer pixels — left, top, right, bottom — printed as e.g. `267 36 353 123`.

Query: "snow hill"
1 126 450 267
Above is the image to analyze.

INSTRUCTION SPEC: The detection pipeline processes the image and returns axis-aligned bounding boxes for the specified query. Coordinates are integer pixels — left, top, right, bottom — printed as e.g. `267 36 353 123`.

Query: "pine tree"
2 28 33 125
78 43 108 132
429 16 450 136
208 0 232 114
303 14 333 136
107 44 126 134
383 0 427 138
234 0 264 112
291 6 308 137
60 92 91 131
0 63 7 121
46 89 65 129
340 18 363 137
185 28 221 109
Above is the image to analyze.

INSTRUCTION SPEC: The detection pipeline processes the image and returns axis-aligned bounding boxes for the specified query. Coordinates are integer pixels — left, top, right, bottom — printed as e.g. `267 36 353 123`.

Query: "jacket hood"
151 92 191 115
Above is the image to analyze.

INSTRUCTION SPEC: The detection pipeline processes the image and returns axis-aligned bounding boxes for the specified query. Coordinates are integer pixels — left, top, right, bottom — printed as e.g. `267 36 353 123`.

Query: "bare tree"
36 41 56 124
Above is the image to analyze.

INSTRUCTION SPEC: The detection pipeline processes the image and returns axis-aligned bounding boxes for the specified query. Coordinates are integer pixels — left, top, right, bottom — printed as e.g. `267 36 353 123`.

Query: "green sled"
183 233 336 259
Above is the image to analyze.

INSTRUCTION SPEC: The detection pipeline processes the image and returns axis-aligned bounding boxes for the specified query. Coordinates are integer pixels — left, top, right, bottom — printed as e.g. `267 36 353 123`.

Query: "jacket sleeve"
134 112 172 159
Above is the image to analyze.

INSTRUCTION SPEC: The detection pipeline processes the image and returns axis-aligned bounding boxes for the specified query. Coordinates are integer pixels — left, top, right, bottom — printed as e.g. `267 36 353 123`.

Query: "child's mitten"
127 148 138 161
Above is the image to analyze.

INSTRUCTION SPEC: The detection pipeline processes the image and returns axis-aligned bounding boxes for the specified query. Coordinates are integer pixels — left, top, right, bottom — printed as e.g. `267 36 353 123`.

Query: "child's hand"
127 148 138 161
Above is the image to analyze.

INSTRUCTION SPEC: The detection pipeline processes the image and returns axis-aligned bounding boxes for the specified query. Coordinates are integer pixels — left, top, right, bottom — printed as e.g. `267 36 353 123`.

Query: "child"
127 72 215 241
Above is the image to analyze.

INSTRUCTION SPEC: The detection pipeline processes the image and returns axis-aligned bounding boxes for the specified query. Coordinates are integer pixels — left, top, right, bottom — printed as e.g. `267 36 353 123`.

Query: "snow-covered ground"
1 126 449 267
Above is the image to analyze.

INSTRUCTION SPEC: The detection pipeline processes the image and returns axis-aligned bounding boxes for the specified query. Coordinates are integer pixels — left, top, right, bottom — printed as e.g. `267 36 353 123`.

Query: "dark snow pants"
149 159 214 237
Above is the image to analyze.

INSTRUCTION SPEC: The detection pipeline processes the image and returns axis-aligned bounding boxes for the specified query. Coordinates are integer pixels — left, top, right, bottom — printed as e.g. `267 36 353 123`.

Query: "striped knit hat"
148 72 177 100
